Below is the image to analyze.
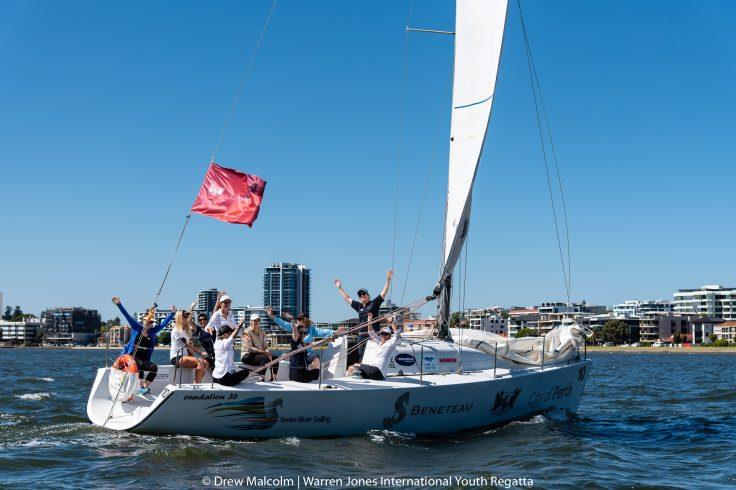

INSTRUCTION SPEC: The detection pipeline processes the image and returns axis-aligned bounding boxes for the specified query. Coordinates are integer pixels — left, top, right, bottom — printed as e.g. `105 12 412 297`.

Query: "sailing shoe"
137 387 150 396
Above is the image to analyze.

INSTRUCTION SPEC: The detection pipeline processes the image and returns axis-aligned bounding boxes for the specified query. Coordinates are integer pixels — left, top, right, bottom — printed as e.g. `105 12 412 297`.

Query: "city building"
714 321 736 342
507 313 540 337
263 263 311 318
613 300 672 318
41 307 101 345
688 317 723 344
638 312 690 344
537 302 607 334
105 325 131 346
0 318 42 344
404 318 437 332
466 308 508 335
197 289 219 316
673 285 736 320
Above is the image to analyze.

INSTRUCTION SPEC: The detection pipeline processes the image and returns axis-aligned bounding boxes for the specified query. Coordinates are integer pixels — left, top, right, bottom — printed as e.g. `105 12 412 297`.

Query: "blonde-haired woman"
170 310 206 383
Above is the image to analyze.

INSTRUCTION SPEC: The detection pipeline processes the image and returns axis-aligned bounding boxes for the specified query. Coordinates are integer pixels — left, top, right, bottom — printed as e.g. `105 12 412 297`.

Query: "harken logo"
491 387 521 416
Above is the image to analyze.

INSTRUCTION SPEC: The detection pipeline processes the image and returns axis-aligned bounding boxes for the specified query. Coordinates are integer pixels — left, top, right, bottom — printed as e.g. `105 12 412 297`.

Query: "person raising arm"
334 270 393 354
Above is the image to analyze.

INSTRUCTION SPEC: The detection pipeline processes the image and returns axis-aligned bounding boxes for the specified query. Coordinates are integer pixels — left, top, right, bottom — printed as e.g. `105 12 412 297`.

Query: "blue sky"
1 0 734 322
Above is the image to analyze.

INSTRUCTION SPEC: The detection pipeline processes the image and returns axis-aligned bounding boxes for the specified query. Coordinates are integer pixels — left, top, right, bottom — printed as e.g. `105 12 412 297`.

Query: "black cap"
357 288 369 297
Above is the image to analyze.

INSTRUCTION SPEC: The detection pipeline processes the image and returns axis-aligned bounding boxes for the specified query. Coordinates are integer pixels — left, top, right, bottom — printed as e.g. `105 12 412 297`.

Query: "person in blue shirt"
112 296 176 396
266 307 340 368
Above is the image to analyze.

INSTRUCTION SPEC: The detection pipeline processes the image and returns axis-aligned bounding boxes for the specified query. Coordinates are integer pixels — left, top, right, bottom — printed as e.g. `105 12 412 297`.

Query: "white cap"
250 313 260 321
380 327 393 335
219 295 231 303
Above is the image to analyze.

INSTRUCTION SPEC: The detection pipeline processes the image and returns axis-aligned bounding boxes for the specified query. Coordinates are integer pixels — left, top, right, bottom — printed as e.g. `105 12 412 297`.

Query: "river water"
1 349 735 489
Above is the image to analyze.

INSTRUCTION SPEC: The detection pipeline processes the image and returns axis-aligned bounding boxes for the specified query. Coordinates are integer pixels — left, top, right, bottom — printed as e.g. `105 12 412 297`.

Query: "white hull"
88 348 591 438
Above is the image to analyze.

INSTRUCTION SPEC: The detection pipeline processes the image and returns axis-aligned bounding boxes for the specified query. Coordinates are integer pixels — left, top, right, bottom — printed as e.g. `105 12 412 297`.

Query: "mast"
436 0 509 338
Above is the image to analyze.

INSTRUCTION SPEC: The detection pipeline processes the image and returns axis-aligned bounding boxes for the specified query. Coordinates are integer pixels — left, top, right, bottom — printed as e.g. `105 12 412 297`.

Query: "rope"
390 0 416 300
211 0 278 161
517 0 571 304
154 214 191 305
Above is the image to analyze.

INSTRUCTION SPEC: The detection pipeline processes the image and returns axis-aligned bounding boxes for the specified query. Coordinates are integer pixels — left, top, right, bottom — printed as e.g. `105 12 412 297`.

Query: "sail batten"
439 0 508 288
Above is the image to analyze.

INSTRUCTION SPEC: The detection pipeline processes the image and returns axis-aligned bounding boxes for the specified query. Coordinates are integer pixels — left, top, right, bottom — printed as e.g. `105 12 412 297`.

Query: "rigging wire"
390 0 416 300
211 0 278 162
517 0 572 304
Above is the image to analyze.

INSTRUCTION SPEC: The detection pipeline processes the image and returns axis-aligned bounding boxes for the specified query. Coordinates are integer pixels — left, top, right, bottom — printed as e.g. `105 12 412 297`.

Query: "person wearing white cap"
206 291 236 336
240 313 272 370
346 314 401 380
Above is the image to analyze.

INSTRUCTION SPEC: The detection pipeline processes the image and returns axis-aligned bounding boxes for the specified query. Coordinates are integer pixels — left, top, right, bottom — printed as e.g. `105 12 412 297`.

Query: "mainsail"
437 0 508 329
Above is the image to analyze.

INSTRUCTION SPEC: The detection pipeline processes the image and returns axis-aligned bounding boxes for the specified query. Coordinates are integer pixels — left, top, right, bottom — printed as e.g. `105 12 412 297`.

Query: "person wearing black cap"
212 320 252 386
334 270 393 356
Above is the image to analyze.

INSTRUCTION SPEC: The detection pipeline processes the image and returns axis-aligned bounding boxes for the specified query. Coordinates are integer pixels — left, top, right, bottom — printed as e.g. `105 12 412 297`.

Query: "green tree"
450 312 463 327
514 327 539 338
672 332 682 344
11 306 23 321
158 331 171 345
711 338 731 347
2 306 11 321
708 333 718 343
33 330 43 345
601 319 630 345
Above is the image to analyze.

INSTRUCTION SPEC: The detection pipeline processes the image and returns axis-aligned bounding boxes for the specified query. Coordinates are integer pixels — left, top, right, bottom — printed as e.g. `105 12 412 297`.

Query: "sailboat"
87 0 591 438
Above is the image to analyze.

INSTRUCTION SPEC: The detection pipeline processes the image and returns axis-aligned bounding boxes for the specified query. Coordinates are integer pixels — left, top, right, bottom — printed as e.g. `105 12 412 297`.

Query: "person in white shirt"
346 315 400 380
170 308 206 383
212 320 252 386
206 293 236 336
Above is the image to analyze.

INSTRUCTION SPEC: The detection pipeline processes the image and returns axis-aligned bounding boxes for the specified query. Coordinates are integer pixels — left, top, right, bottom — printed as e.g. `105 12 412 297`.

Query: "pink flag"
191 163 266 227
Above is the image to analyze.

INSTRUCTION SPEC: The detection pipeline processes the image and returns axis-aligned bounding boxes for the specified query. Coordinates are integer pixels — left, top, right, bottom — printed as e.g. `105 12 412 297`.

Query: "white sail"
439 0 508 285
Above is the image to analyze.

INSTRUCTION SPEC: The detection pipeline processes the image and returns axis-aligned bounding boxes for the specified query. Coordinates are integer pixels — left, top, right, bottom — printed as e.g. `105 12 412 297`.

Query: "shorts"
356 364 384 380
289 368 320 383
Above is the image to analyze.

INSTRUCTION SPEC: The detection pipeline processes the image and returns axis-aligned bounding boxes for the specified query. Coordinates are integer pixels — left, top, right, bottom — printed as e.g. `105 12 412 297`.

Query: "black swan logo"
491 387 521 415
383 392 410 429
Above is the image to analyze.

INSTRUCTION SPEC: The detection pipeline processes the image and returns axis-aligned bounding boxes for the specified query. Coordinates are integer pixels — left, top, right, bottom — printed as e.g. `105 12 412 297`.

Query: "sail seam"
454 94 494 109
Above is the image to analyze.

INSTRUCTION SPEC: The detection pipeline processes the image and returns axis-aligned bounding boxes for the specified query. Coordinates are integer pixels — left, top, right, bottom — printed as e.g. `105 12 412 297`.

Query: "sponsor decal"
160 388 170 399
422 355 438 372
491 387 521 415
394 353 416 367
206 397 283 430
279 415 331 424
528 383 573 407
578 366 587 381
439 357 457 363
409 403 473 416
383 392 410 429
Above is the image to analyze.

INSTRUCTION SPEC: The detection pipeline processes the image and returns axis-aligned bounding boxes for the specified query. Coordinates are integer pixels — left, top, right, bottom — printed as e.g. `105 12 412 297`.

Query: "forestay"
439 0 509 285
